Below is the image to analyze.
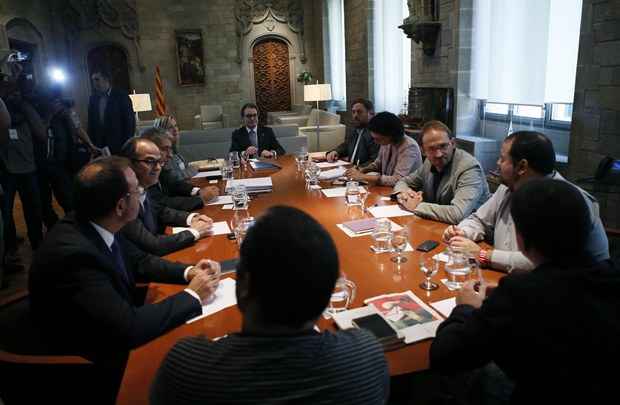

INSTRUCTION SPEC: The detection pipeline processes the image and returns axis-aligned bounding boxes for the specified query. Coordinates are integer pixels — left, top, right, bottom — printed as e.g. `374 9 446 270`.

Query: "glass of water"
371 218 392 253
296 148 309 172
359 187 369 212
231 184 248 210
228 151 240 169
234 216 255 247
221 160 234 180
324 275 357 318
305 161 321 187
419 252 439 291
345 181 361 207
390 228 409 263
444 251 472 290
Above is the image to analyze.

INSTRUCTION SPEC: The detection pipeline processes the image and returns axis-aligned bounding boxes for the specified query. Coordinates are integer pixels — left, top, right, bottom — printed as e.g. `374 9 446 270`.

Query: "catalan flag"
154 66 167 116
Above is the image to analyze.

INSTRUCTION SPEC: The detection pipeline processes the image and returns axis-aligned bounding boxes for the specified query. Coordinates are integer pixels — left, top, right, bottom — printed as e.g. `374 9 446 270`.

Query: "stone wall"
569 0 620 228
344 0 372 105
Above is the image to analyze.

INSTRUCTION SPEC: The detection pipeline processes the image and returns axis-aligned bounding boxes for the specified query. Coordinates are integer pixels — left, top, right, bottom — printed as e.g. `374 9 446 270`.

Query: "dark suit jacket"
28 214 201 364
331 126 379 167
430 260 620 404
87 88 136 155
148 182 204 214
229 126 285 156
121 194 196 256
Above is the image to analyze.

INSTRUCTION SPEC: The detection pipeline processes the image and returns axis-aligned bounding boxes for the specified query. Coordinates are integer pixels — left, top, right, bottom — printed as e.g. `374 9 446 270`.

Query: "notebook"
341 218 378 234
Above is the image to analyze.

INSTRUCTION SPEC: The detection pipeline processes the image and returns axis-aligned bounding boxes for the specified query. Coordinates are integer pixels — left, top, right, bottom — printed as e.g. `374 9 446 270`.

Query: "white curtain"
373 0 411 113
324 0 347 109
471 0 582 105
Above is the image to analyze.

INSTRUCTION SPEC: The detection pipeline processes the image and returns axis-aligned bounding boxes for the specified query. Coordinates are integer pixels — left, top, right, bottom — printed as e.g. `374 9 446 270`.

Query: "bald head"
74 157 132 222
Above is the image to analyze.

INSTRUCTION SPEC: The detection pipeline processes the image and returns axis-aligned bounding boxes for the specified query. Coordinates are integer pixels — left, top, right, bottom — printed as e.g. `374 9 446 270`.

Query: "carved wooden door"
253 39 291 123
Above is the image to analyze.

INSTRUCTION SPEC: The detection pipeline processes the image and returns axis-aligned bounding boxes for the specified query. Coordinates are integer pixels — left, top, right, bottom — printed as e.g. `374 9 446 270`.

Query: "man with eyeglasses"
393 120 490 224
29 156 220 402
230 103 285 158
120 138 213 256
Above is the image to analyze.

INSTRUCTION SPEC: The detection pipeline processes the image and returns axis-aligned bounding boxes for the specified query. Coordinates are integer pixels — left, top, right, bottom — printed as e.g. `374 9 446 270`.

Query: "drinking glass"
419 252 439 290
390 228 409 263
228 151 240 169
234 216 255 247
305 161 321 187
371 218 392 253
221 160 234 180
231 184 249 210
359 187 369 212
324 275 357 318
444 251 472 290
296 148 309 172
345 181 361 206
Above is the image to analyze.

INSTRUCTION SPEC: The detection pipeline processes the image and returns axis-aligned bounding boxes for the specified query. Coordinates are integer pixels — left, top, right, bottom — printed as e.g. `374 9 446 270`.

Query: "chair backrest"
306 109 341 126
291 104 312 115
200 105 223 122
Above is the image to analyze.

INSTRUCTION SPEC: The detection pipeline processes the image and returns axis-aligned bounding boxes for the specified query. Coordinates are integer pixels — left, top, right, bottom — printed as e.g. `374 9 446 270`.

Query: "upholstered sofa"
266 104 313 125
177 124 308 162
276 109 346 152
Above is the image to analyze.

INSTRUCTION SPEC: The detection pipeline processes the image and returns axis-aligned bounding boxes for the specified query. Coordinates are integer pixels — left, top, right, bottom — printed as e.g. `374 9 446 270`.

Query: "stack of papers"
225 177 273 194
172 221 231 236
321 186 367 198
207 195 233 205
341 218 378 234
192 170 221 179
189 158 224 171
318 166 346 180
249 160 281 170
367 205 414 218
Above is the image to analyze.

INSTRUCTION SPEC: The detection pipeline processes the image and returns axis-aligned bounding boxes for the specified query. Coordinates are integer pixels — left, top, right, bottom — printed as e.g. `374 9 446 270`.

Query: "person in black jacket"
430 179 620 404
141 127 218 211
229 103 285 158
326 98 379 167
29 156 220 402
87 69 135 155
119 138 213 256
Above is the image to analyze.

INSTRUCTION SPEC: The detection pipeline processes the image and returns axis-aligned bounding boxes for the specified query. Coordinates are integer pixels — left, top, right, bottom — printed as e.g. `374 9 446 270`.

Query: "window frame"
479 101 572 130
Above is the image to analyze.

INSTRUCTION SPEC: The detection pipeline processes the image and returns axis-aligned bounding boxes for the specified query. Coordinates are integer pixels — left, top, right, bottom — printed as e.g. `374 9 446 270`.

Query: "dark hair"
511 179 591 264
420 120 453 143
238 206 339 327
90 69 111 81
119 137 143 160
74 156 131 222
140 127 170 148
368 111 404 142
350 98 374 113
505 131 555 175
240 103 259 117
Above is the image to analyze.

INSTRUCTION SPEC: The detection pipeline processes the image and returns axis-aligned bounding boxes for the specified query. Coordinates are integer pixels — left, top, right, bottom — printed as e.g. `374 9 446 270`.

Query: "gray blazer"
393 148 490 224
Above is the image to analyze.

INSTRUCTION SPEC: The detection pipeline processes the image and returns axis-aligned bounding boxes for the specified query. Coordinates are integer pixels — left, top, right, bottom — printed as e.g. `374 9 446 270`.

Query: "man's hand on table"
448 236 481 256
326 150 338 162
397 189 423 212
186 259 221 303
190 214 213 238
200 186 220 204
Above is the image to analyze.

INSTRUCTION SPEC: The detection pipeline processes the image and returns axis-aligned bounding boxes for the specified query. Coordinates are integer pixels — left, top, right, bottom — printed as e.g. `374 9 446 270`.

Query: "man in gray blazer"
393 121 489 224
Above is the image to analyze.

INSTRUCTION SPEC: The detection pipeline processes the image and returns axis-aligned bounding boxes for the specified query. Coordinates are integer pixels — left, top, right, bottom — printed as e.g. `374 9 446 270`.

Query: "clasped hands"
190 214 214 238
244 146 276 159
186 259 221 303
396 189 424 211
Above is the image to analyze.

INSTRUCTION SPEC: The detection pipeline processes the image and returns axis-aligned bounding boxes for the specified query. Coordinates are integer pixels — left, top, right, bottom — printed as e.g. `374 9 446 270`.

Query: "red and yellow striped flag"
154 66 167 116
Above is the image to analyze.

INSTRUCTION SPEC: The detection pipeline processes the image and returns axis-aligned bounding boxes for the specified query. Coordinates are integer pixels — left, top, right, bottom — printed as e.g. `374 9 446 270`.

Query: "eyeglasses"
133 158 165 167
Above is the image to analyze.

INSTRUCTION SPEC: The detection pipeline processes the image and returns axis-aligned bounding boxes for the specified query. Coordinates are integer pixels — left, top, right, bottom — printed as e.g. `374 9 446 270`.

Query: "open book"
333 290 443 347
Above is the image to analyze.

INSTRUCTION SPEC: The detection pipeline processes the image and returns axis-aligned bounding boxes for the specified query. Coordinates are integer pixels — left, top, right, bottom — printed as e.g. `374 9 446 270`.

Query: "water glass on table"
390 228 409 263
305 162 321 187
228 151 240 169
419 252 439 291
444 251 472 290
324 275 357 318
370 218 392 253
231 184 249 210
221 160 234 180
345 181 361 207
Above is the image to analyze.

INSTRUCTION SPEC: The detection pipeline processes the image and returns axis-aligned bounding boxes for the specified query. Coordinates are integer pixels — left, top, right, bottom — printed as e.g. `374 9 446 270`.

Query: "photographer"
35 90 77 228
0 68 45 255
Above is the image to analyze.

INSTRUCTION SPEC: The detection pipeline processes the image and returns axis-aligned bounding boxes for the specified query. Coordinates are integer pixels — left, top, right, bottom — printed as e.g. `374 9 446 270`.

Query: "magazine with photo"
364 291 443 344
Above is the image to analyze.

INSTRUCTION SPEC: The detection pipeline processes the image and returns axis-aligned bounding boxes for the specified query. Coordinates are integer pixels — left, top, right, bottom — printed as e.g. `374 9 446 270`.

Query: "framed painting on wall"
175 29 205 86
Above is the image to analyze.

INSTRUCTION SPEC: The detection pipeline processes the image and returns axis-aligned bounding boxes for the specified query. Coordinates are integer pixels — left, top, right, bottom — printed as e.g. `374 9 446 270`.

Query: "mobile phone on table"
416 240 439 252
352 314 396 340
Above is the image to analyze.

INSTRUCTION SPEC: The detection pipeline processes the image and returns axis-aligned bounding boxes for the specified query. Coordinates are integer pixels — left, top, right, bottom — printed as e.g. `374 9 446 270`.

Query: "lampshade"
129 93 152 113
304 83 332 102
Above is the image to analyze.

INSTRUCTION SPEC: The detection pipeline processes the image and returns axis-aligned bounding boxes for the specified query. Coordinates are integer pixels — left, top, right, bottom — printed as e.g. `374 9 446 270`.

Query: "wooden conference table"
117 156 501 404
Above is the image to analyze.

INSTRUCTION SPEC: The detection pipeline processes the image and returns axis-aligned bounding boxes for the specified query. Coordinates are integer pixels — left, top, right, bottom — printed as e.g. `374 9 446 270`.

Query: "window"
484 103 509 116
323 0 347 110
513 105 544 120
550 104 573 123
480 101 572 129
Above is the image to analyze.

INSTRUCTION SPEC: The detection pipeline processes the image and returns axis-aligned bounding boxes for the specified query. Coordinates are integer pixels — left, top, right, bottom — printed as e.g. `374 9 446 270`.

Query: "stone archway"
87 44 131 93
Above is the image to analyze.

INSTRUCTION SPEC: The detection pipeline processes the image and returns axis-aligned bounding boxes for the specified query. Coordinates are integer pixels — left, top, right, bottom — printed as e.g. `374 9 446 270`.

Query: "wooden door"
252 38 291 123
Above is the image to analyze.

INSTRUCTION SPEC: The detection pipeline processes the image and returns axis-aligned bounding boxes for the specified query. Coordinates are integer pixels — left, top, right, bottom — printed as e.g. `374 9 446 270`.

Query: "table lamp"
129 91 152 123
304 82 332 151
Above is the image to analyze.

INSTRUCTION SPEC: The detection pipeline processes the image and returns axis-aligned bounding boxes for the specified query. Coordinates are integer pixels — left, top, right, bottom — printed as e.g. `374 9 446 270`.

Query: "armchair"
194 105 228 129
296 109 346 152
268 104 312 125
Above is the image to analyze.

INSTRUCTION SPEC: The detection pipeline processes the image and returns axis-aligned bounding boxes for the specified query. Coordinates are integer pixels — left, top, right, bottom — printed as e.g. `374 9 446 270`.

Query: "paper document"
172 221 231 236
317 160 350 169
225 177 273 193
321 186 367 198
193 170 221 179
207 195 233 205
433 252 450 263
186 278 237 324
318 167 346 180
430 297 457 318
222 204 234 210
368 205 414 218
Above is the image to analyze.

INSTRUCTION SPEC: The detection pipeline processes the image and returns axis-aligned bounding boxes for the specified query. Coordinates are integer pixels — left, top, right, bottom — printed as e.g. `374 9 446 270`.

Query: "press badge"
8 129 19 140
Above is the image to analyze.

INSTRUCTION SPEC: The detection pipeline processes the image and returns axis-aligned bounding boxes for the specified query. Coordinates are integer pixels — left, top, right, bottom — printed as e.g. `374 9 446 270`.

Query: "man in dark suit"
120 138 213 256
29 156 220 402
87 69 136 155
229 103 285 158
326 98 379 167
141 127 218 212
430 179 620 404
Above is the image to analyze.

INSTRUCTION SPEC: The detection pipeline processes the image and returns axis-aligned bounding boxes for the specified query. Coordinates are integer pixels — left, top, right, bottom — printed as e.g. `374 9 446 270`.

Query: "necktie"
141 196 157 233
249 129 258 148
110 238 130 284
